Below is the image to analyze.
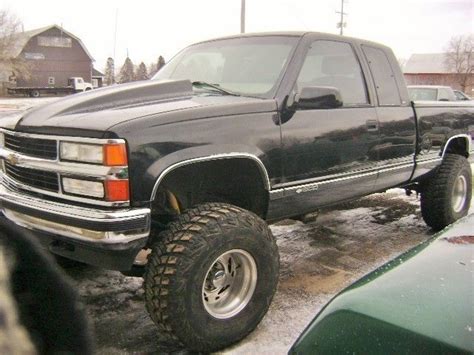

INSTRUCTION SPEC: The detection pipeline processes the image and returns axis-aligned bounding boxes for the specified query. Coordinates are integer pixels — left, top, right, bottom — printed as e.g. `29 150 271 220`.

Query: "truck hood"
8 80 277 138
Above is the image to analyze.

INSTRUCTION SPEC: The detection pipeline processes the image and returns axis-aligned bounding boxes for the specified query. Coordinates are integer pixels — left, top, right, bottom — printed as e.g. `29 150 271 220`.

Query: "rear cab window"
361 45 401 106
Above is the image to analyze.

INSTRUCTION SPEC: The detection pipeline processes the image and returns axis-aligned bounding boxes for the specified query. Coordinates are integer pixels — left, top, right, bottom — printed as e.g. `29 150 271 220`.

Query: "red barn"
404 53 473 96
7 25 94 88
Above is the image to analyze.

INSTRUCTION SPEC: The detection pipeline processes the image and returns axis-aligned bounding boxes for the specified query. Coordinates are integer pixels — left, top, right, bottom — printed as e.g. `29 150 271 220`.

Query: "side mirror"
295 86 343 110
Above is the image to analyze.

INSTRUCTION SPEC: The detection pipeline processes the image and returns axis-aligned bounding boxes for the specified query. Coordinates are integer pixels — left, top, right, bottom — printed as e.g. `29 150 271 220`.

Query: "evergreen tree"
119 57 134 83
148 55 166 77
135 62 148 81
157 55 165 72
104 57 115 85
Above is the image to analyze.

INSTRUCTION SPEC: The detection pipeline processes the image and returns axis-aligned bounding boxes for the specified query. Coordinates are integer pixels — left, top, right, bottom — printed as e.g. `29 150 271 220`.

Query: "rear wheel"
144 203 279 352
30 90 40 98
420 154 472 231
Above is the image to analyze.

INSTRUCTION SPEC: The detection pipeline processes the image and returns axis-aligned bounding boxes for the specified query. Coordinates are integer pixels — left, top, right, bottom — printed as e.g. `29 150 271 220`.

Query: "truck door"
360 45 416 190
276 40 380 215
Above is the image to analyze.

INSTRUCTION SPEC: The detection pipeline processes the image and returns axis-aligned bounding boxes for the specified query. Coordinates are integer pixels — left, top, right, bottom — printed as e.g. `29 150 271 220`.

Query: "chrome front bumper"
0 173 151 244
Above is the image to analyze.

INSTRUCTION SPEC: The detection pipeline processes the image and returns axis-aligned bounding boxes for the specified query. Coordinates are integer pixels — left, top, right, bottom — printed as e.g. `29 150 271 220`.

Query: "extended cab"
0 32 473 352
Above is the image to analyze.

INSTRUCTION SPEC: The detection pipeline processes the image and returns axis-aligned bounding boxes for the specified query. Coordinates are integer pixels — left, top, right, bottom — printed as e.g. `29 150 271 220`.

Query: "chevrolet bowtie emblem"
7 154 19 166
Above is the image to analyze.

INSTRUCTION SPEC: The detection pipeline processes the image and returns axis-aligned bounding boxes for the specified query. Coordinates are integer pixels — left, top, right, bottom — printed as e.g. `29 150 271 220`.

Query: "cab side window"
438 88 455 101
296 40 368 106
362 45 401 106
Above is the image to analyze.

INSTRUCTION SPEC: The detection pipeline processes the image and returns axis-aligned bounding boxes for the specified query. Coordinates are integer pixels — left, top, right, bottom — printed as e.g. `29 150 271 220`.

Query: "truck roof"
194 31 392 51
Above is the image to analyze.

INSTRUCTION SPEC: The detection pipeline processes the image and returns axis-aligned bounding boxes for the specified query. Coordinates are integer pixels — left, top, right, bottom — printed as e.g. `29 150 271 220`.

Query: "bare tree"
444 34 473 92
104 57 115 86
397 57 407 71
0 9 30 84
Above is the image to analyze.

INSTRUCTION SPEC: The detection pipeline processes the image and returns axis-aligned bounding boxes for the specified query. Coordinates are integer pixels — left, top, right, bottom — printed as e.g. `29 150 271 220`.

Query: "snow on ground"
62 189 452 354
0 97 59 119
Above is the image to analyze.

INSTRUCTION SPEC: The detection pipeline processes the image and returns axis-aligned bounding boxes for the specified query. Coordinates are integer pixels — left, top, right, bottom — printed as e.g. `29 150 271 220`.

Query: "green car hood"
290 214 474 354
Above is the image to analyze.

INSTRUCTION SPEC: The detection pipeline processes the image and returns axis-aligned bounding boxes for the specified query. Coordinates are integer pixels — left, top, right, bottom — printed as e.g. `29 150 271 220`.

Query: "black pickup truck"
0 32 473 352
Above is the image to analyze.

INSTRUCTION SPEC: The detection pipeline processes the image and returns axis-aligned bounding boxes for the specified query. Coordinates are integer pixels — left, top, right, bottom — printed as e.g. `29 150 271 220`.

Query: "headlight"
60 142 103 164
62 177 104 198
59 142 127 166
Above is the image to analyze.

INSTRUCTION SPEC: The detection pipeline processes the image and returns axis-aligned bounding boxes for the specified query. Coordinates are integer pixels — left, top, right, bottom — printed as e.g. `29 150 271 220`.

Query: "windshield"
153 36 298 98
408 88 437 101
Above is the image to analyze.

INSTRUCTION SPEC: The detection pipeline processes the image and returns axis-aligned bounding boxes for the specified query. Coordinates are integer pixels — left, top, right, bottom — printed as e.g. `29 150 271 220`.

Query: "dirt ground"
62 189 445 354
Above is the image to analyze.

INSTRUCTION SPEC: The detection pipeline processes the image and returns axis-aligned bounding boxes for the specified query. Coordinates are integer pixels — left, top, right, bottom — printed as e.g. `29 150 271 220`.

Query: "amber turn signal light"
103 143 128 166
105 179 130 201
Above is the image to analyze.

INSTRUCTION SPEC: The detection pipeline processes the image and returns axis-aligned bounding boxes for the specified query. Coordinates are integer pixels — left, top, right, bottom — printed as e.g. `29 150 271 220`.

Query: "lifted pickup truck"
0 32 472 352
7 77 93 98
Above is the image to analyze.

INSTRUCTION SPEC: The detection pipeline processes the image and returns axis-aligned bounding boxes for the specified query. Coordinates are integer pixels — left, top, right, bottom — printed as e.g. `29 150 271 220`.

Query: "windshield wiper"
192 81 240 96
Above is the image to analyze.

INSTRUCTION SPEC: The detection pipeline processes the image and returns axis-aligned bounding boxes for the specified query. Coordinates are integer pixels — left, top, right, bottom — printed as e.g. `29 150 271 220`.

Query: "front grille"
4 134 57 160
4 162 59 192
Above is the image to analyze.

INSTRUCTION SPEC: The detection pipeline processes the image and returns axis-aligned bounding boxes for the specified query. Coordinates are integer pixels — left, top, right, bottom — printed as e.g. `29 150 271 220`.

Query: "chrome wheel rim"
202 249 257 319
452 175 467 213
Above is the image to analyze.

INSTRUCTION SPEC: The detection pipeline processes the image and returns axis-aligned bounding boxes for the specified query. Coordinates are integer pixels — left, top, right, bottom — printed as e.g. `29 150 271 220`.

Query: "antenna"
336 0 348 35
241 0 245 33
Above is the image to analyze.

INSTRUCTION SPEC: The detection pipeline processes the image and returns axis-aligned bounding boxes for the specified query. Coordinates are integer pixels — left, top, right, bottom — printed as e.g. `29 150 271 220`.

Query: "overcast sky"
3 0 473 71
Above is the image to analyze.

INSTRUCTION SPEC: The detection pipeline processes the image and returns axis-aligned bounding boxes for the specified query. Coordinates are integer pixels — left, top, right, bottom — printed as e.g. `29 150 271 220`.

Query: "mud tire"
144 203 279 352
420 154 472 231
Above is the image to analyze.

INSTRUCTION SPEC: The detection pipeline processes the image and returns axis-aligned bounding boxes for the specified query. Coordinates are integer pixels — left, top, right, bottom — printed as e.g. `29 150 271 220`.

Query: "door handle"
366 120 379 132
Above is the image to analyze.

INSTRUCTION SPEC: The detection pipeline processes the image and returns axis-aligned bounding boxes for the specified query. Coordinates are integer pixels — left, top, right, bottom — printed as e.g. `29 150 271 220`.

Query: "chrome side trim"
270 162 415 195
441 134 472 158
150 153 270 201
416 157 442 165
0 176 150 243
272 161 415 190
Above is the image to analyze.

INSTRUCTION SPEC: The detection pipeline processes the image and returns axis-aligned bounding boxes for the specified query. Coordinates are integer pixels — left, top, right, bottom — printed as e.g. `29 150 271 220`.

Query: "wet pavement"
63 190 439 354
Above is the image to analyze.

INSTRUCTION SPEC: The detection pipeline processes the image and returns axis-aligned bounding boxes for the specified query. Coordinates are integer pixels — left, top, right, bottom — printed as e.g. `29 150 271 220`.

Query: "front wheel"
144 203 279 352
420 154 472 231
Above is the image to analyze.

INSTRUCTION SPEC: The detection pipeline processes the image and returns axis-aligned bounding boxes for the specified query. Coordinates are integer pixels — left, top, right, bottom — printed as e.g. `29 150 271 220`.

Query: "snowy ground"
1 97 473 354
63 189 472 354
0 97 59 118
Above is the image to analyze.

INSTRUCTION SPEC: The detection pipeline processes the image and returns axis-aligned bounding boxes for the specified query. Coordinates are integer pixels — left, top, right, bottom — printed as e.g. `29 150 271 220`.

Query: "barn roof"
7 24 94 61
404 53 451 74
92 68 104 77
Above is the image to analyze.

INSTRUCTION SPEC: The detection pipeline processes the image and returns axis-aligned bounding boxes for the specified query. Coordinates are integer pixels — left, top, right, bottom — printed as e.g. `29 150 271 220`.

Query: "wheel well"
443 136 469 158
151 159 269 220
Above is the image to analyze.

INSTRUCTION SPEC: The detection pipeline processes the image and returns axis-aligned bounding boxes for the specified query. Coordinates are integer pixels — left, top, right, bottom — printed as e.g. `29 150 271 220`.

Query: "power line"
336 0 348 35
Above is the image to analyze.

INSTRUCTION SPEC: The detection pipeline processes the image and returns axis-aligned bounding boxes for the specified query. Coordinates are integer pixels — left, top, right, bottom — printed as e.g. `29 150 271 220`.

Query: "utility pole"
241 0 245 33
336 0 347 35
113 9 118 65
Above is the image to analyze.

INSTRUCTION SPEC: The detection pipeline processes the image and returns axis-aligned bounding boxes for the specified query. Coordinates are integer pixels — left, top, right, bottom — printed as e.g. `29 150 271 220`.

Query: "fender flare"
441 134 472 158
149 152 271 202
